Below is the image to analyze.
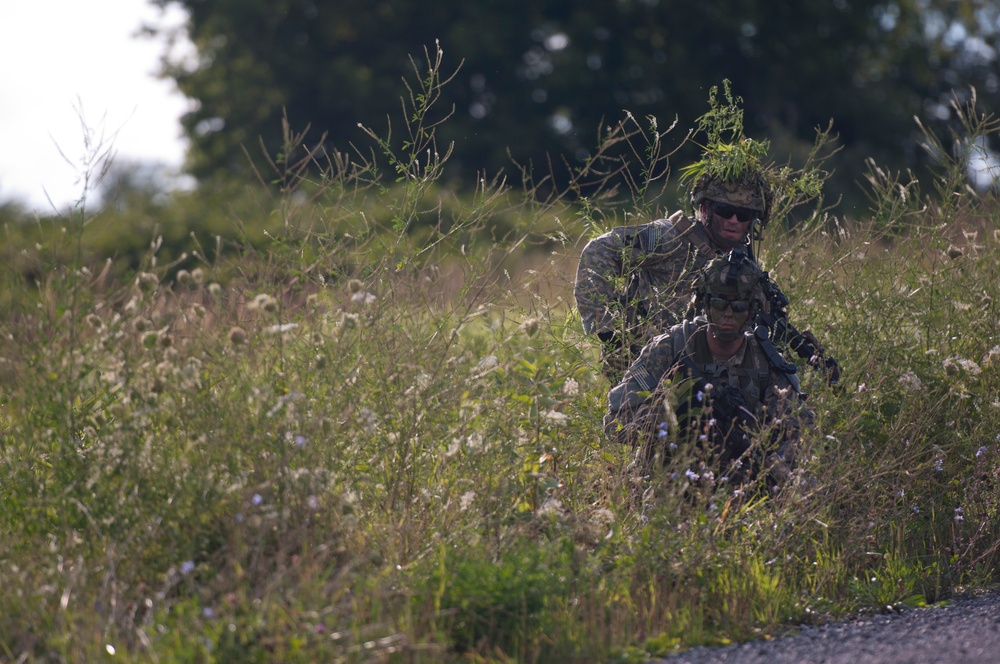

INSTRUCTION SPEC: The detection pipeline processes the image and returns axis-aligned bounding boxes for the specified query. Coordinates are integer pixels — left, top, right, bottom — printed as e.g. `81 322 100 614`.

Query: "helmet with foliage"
693 249 768 314
689 170 773 225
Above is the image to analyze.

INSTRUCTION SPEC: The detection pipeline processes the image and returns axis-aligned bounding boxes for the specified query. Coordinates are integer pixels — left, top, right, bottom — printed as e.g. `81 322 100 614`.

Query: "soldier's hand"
801 328 841 386
801 329 824 354
822 356 841 385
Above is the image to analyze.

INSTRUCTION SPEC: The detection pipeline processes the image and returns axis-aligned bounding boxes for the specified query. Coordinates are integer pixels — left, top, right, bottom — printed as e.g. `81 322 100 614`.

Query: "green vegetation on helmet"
694 249 767 312
680 81 775 226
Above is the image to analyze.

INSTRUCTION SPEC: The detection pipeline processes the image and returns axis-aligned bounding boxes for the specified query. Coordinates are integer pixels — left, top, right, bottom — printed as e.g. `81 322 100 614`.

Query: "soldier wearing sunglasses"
604 251 813 486
575 168 839 384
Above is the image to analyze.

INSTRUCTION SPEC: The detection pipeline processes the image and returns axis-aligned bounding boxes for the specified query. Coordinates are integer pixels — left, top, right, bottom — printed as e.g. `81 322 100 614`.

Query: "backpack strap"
667 320 701 379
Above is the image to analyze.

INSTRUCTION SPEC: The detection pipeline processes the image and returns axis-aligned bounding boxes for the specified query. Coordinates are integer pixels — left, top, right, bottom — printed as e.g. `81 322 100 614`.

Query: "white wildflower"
249 293 279 313
898 371 923 391
981 345 1000 368
474 355 499 372
541 409 569 426
266 323 299 335
537 497 564 517
520 317 540 337
358 407 377 434
944 357 981 376
562 378 580 396
460 491 476 511
592 508 615 527
466 432 484 451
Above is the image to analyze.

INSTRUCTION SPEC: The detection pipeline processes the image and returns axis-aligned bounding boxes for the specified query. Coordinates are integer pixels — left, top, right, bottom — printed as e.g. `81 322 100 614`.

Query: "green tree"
148 0 1000 211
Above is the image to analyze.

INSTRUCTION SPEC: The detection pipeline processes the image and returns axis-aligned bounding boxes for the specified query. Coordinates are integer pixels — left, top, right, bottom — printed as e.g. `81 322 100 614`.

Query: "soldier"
574 168 838 385
604 251 813 486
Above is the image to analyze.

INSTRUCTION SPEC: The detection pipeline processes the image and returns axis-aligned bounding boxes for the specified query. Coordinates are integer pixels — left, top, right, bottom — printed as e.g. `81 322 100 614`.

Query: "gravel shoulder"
657 588 1000 664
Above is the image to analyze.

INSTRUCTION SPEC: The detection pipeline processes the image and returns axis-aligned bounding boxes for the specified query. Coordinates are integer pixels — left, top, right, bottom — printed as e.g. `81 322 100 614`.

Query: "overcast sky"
0 0 191 213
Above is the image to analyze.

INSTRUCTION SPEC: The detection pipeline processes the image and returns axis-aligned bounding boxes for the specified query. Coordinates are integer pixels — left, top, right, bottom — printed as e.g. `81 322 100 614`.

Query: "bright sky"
0 0 192 213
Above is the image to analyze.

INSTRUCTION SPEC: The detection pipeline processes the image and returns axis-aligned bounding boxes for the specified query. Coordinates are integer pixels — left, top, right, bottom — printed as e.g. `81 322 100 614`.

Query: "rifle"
756 272 841 385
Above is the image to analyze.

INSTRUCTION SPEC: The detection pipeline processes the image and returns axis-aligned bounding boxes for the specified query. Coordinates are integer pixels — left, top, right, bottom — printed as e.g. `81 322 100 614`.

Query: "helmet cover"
690 171 773 224
694 250 767 311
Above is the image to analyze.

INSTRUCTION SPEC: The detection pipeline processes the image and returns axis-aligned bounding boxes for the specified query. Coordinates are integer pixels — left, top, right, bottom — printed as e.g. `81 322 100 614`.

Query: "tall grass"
1 50 999 662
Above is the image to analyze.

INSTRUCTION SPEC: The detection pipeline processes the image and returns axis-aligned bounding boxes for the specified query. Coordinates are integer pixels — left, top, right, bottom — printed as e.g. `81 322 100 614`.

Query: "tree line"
147 0 1000 215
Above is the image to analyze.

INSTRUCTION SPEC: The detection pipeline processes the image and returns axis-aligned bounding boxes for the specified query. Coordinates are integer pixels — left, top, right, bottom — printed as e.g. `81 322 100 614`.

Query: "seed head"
250 293 279 313
229 326 248 346
341 312 360 330
136 272 159 292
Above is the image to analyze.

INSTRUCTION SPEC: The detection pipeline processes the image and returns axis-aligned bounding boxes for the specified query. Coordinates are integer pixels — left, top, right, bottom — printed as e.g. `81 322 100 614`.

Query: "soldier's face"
702 201 756 250
707 297 750 342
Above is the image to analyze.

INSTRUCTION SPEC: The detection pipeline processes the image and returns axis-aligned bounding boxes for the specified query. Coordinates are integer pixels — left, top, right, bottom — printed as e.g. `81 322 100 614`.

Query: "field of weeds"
1 67 999 663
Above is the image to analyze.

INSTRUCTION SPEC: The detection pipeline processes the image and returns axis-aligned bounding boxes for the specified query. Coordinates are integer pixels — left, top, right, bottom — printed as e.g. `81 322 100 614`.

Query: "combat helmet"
690 170 774 227
693 249 767 316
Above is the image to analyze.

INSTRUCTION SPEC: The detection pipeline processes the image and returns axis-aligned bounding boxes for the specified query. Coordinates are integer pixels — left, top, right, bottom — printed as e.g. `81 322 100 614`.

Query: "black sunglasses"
712 202 760 223
708 297 751 314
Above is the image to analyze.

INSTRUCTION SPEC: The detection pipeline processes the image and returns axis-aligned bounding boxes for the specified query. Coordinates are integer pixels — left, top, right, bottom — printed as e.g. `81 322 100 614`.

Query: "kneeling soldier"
604 251 813 486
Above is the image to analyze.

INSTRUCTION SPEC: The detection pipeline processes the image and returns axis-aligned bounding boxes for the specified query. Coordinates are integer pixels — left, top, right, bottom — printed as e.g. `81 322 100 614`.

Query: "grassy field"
2 72 1000 661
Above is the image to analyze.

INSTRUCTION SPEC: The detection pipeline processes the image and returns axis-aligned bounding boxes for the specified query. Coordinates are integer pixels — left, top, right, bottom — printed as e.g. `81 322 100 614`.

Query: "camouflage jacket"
604 319 811 480
574 212 730 381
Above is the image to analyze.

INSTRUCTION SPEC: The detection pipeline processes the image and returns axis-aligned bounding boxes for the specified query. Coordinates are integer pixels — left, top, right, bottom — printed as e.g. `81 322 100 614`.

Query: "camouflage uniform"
604 253 811 484
574 211 718 380
575 172 773 382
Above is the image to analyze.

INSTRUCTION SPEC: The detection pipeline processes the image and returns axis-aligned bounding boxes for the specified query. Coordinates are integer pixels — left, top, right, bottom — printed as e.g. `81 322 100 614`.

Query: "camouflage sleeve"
575 229 629 337
603 331 682 445
574 212 688 336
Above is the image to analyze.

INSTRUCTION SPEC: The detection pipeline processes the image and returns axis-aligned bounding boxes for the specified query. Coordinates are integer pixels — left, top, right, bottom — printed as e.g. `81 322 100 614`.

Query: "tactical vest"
667 320 772 412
